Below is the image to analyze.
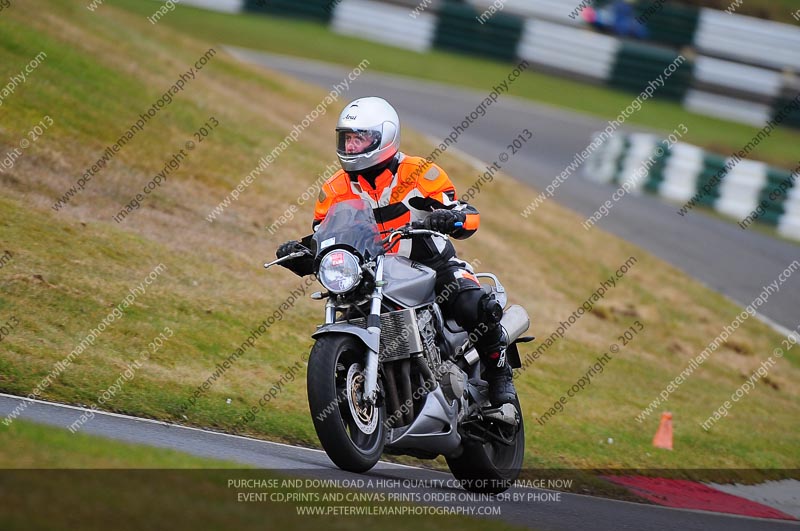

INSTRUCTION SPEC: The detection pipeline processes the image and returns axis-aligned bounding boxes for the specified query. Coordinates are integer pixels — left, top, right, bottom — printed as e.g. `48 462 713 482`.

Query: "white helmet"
336 97 400 173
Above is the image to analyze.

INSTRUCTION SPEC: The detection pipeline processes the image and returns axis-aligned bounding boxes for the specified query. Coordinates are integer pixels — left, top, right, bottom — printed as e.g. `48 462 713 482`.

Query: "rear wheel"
307 334 385 473
446 396 525 494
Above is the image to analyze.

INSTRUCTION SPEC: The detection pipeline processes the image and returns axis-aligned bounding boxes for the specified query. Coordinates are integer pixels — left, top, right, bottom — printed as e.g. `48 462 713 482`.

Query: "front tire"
307 334 385 473
446 396 525 494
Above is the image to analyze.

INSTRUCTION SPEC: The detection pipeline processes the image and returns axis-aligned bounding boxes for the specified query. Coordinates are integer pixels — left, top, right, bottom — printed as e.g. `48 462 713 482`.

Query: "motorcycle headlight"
318 250 362 294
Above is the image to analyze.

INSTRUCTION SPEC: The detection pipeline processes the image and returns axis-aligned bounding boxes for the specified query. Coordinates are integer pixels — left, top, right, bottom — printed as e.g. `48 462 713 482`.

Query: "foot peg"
481 403 518 426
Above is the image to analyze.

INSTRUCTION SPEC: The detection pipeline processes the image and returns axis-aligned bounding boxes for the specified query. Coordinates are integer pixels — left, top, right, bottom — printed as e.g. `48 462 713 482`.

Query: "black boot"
483 354 516 407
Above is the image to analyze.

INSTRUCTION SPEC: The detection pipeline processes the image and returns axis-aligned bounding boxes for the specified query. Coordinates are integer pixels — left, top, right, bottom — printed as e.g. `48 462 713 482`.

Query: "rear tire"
446 396 525 494
307 334 385 473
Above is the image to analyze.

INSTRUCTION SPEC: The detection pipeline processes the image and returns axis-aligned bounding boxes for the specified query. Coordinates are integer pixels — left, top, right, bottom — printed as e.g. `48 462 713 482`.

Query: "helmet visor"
336 128 383 156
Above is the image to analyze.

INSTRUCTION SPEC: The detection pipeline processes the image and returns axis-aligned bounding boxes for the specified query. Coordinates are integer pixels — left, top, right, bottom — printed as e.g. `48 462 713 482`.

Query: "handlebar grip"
407 221 462 231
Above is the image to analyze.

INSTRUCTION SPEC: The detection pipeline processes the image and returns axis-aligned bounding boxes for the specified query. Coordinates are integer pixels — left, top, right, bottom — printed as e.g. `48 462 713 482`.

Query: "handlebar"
266 221 465 268
382 221 463 251
263 249 311 269
408 221 463 230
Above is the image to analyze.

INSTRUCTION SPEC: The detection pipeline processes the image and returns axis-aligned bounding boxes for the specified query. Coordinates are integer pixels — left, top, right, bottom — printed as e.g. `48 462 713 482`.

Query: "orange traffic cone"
652 412 673 450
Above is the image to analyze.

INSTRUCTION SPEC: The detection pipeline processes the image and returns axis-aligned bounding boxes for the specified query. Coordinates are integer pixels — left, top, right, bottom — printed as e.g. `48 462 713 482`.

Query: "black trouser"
433 261 505 368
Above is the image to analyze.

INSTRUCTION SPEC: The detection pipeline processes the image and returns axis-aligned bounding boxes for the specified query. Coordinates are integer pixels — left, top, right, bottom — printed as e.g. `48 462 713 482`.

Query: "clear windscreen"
312 199 385 260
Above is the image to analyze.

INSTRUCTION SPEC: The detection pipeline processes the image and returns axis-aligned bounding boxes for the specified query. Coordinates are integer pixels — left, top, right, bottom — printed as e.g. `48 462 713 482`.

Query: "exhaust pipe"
383 361 402 428
500 304 530 344
399 359 413 425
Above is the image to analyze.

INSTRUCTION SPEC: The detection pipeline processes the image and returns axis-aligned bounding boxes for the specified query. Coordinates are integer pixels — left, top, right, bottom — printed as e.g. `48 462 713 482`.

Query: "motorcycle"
265 198 533 493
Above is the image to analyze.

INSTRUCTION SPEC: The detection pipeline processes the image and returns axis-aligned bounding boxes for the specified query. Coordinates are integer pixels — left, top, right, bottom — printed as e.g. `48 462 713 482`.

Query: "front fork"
323 255 384 405
363 256 384 404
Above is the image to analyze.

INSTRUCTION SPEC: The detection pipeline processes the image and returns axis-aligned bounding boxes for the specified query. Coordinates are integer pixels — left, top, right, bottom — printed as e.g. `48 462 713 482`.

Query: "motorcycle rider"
276 97 515 406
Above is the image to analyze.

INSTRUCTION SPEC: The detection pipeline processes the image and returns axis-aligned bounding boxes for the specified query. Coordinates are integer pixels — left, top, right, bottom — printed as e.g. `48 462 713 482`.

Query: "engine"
416 307 441 369
417 307 468 404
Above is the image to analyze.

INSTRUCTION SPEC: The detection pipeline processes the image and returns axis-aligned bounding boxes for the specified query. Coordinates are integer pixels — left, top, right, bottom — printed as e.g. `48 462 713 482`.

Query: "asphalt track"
227 48 799 333
1 394 796 531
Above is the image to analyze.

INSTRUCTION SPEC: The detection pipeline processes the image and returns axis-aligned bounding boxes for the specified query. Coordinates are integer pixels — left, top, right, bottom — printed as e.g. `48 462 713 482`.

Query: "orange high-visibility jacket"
313 153 480 265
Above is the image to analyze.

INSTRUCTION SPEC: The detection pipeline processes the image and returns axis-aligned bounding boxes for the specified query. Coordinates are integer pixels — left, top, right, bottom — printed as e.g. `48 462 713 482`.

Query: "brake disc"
346 363 378 435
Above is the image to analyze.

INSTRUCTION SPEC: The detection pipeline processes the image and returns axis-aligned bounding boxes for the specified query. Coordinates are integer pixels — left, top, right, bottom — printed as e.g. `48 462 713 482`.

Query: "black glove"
424 209 466 234
275 235 315 277
276 240 307 259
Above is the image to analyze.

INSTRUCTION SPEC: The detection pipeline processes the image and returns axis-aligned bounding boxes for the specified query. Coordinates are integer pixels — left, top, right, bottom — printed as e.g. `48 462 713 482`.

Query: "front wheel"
446 396 525 494
307 334 385 473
